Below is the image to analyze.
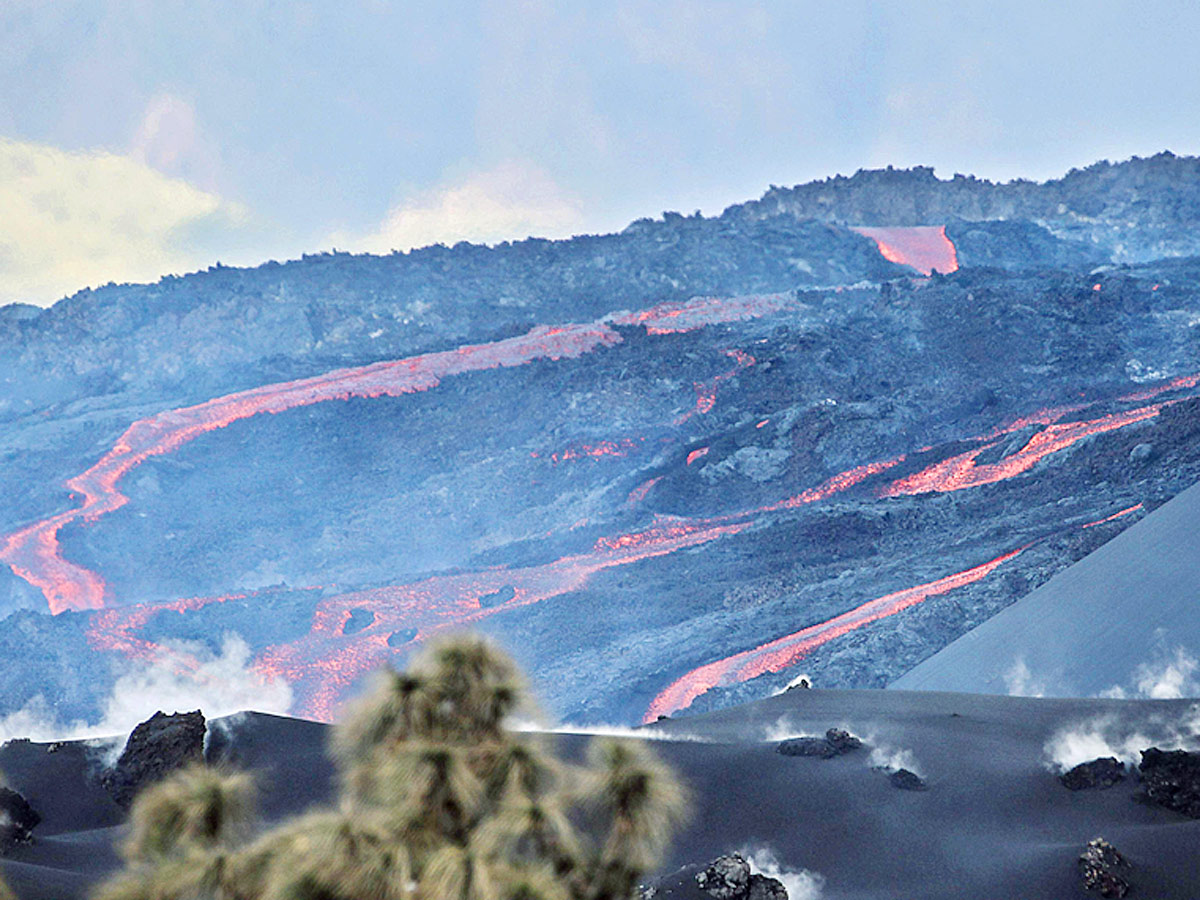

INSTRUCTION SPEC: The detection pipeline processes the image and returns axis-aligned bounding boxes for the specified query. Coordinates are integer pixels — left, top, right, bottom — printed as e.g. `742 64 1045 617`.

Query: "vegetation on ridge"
90 633 689 900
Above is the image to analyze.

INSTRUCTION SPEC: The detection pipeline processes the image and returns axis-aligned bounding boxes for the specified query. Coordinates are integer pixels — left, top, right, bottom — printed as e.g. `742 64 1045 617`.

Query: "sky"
2 0 1200 306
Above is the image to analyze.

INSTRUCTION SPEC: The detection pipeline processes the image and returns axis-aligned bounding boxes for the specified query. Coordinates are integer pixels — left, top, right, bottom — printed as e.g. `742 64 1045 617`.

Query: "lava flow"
880 405 1167 497
253 517 756 720
643 546 1027 722
610 293 797 334
3 293 799 616
676 349 755 423
851 225 959 276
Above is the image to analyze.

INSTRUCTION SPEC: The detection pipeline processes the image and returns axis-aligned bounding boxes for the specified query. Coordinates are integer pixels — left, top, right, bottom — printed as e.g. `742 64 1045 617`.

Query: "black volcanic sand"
893 476 1200 698
6 692 1200 899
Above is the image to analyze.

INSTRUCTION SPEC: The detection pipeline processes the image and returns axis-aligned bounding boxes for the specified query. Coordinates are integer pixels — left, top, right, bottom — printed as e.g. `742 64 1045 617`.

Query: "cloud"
130 91 221 190
0 634 292 745
0 136 248 306
337 160 584 254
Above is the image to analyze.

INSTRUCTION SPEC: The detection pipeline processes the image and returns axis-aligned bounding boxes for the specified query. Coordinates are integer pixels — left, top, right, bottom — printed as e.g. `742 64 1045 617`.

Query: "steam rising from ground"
1003 658 1045 697
761 718 921 775
1044 704 1200 771
868 743 920 775
0 634 291 745
510 720 713 743
739 845 825 900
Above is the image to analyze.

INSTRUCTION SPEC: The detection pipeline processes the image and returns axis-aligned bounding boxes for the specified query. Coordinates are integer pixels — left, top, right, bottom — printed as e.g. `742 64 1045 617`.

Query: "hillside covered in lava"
2 153 1200 728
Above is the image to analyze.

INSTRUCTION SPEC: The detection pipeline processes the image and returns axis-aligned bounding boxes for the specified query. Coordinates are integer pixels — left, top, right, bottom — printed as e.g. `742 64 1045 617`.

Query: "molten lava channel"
643 546 1027 722
851 225 959 276
2 293 795 616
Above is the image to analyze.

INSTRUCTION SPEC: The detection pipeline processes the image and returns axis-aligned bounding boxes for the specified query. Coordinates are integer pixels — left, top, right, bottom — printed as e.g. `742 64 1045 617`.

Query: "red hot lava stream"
3 293 796 616
851 225 959 276
252 518 755 720
643 547 1027 722
879 405 1167 497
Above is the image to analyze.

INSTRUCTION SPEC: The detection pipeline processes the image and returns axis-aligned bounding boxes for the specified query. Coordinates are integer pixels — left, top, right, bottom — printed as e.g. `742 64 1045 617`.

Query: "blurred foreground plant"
93 633 688 900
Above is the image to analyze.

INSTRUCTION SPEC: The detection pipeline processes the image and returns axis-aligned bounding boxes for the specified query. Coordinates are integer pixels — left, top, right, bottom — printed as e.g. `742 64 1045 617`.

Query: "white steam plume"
1003 657 1045 698
739 845 825 900
1044 705 1200 772
0 634 292 746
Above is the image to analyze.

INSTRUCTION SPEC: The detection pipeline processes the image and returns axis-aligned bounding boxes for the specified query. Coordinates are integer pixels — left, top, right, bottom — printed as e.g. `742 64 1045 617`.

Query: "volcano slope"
891 475 1200 698
3 155 1200 730
6 691 1200 900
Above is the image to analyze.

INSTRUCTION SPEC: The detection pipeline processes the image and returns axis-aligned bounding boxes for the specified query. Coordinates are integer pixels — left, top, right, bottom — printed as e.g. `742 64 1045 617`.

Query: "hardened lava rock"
0 786 41 853
102 710 207 808
777 727 863 759
695 854 787 900
1060 757 1127 791
1138 747 1200 817
1077 838 1131 898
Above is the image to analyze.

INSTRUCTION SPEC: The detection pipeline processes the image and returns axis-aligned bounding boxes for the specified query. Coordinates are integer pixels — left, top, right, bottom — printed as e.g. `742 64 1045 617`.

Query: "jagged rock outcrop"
888 768 927 791
0 786 40 852
777 728 863 759
1077 838 1131 898
695 854 787 900
102 710 206 808
1060 757 1126 791
1138 746 1200 816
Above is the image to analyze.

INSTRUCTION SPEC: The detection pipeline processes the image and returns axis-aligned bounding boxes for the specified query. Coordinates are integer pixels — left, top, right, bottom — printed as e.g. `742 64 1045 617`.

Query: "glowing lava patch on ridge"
851 225 959 276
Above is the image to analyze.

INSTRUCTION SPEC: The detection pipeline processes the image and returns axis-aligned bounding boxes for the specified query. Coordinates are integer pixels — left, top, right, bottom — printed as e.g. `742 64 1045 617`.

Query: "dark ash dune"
5 688 1200 898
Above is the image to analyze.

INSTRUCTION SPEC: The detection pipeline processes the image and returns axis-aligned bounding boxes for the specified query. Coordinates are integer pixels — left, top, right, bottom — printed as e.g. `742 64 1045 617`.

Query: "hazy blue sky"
3 0 1199 305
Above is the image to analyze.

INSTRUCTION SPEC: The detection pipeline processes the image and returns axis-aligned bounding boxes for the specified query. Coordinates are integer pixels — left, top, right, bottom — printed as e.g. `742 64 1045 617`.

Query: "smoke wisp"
0 633 292 746
739 845 825 900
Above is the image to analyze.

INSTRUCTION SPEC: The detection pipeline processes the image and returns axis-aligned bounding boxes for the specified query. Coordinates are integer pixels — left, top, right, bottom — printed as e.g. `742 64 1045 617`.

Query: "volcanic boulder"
1060 757 1126 791
0 786 40 852
102 710 207 808
1077 838 1131 898
777 728 863 759
888 768 927 791
1138 747 1200 817
695 854 787 900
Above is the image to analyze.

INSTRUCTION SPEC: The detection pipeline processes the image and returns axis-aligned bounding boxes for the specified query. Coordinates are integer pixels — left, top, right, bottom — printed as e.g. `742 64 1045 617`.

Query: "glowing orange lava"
880 405 1165 497
625 476 663 506
851 225 959 276
643 546 1027 722
1081 503 1143 529
610 294 796 334
686 447 710 465
255 516 755 720
3 293 797 616
550 439 641 464
675 349 755 424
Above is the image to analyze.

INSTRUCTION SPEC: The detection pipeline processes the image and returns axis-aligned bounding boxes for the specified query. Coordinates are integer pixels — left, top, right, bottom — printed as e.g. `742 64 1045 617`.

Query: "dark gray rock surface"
1060 758 1126 791
1078 838 1131 898
101 710 206 809
0 786 40 853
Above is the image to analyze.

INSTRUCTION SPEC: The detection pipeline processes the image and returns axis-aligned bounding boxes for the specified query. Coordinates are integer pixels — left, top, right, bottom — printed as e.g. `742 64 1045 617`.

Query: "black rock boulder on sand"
101 710 206 809
6 690 1200 898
